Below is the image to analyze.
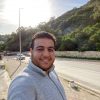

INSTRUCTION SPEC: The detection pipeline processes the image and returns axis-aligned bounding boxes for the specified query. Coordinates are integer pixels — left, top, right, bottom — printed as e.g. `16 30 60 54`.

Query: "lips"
43 59 49 62
39 58 51 65
41 59 49 64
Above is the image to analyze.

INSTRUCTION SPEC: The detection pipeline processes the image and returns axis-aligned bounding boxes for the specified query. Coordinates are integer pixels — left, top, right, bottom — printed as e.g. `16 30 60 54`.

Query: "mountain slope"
47 0 100 34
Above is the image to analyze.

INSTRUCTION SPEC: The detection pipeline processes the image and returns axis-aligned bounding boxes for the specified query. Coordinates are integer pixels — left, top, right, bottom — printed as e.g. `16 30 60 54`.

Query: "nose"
43 49 50 57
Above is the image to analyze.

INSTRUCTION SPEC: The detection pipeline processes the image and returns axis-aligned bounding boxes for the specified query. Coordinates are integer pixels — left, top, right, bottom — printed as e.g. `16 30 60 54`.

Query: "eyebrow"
36 46 55 49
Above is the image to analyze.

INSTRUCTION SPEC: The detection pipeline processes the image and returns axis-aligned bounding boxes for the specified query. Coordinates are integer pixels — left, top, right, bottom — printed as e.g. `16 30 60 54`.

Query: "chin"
42 65 52 71
42 68 50 71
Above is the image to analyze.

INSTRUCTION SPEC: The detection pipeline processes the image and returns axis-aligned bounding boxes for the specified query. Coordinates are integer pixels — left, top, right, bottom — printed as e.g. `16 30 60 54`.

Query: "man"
8 31 67 100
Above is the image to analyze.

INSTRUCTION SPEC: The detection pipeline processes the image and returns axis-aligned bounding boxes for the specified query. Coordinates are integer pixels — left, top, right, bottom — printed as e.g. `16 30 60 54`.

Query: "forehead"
34 38 54 47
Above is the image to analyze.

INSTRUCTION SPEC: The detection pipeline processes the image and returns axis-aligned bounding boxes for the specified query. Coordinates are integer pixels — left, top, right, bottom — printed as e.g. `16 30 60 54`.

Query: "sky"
0 0 89 35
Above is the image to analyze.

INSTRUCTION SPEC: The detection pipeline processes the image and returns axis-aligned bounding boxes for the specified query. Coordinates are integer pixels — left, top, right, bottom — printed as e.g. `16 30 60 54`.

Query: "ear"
30 48 33 54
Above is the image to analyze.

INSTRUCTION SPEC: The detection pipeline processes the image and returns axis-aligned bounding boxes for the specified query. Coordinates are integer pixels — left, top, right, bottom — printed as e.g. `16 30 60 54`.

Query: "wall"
55 51 100 59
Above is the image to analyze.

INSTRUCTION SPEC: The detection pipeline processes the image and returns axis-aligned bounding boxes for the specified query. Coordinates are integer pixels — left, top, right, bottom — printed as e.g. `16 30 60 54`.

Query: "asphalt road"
54 58 100 94
3 56 100 94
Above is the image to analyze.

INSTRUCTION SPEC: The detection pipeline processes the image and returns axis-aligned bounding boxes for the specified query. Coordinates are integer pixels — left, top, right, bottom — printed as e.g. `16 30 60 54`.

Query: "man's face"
30 38 55 71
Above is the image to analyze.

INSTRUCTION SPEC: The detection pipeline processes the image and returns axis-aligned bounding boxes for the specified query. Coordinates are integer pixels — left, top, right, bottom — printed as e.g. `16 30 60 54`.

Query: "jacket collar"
28 60 55 76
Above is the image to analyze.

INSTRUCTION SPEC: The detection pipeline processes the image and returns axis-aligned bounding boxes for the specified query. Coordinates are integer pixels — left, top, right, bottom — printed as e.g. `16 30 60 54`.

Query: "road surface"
4 56 100 93
54 58 100 94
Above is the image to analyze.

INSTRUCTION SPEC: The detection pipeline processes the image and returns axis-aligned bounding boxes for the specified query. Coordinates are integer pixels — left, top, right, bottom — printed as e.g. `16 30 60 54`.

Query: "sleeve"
7 85 37 100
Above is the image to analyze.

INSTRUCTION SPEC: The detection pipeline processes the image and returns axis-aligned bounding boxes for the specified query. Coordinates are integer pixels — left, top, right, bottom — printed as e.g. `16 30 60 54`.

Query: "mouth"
39 58 51 65
43 59 49 62
42 59 49 64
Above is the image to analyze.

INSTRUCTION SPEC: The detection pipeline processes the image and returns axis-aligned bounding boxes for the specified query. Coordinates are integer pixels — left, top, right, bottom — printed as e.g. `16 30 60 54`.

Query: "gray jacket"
8 60 67 100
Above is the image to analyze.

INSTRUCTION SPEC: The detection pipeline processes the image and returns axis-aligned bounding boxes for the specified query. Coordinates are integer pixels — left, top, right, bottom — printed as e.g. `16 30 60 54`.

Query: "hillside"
47 0 100 34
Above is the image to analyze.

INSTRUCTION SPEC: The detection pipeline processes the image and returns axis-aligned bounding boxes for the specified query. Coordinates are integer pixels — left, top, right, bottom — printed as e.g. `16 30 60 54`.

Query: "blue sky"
0 0 89 35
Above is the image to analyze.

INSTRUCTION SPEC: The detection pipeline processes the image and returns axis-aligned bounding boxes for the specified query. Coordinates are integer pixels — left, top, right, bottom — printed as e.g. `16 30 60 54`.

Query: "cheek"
51 53 55 58
32 52 41 59
53 56 55 61
51 55 55 61
31 53 40 64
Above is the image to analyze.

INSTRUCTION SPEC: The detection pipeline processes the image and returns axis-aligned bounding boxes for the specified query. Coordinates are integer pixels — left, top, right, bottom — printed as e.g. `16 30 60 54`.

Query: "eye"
37 48 44 51
48 48 54 52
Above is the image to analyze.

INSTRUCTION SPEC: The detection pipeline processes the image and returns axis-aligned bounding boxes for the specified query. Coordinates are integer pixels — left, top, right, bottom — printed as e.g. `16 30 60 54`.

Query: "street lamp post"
19 8 23 65
10 8 23 77
19 8 22 55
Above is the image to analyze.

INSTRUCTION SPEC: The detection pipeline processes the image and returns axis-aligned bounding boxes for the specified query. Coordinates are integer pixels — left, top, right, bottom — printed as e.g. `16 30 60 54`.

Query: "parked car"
16 53 25 60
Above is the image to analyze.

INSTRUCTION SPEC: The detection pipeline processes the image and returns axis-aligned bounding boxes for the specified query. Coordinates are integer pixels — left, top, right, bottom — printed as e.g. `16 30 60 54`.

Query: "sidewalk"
0 69 11 100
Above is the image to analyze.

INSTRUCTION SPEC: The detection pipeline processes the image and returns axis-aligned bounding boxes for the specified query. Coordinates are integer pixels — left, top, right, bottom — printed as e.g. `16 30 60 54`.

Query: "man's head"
31 31 56 49
30 31 56 72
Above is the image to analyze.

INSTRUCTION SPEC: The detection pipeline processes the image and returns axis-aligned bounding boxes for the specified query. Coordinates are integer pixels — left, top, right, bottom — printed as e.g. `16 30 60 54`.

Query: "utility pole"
10 8 23 77
19 8 22 55
19 8 23 65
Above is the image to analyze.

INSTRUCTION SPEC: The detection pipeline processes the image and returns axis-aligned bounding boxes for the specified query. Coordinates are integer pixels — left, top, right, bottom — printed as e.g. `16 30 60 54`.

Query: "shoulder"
9 70 36 89
8 84 36 100
8 73 36 100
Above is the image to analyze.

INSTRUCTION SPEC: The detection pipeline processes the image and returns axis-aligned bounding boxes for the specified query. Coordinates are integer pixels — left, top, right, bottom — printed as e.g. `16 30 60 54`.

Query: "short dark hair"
30 31 56 49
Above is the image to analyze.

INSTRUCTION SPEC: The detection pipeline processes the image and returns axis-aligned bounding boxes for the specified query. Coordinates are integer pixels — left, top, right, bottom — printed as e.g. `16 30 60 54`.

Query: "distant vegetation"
0 0 100 52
